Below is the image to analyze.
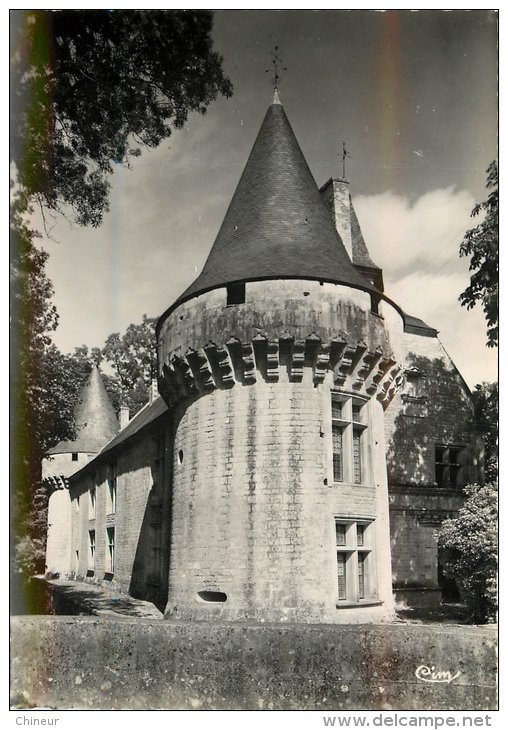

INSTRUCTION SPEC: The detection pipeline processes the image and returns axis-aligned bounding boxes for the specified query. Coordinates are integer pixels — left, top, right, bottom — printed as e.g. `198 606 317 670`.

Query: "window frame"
107 476 117 515
334 518 376 606
330 392 369 485
226 282 246 306
88 529 96 572
105 526 115 574
89 486 96 519
435 444 466 488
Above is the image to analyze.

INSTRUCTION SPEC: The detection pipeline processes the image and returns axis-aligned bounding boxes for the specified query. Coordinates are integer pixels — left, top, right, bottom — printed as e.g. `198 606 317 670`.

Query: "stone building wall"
43 451 99 576
167 371 393 622
68 415 172 610
382 330 484 604
45 489 72 576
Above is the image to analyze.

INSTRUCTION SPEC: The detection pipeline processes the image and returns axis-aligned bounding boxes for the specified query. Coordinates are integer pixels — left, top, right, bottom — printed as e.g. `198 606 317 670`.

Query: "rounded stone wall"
158 279 402 622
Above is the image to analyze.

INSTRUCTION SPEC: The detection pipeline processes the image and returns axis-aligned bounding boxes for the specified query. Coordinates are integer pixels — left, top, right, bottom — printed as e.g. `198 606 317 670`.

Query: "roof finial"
266 46 287 102
338 141 351 179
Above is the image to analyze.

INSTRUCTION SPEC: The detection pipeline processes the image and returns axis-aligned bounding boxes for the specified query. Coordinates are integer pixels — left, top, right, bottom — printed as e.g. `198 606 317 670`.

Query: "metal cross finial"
266 46 287 90
339 142 351 178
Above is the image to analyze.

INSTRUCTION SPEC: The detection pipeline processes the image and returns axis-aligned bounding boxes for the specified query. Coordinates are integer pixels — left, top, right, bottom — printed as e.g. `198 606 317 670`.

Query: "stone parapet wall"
10 617 497 710
158 280 405 410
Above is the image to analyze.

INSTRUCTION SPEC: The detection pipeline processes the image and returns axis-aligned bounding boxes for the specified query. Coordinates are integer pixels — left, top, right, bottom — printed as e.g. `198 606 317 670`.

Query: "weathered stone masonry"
158 280 401 622
43 91 484 619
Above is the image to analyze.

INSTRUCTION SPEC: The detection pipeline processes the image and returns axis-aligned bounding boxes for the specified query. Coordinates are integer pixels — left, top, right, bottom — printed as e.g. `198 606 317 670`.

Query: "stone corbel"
290 340 305 381
241 342 257 383
314 342 331 384
333 343 358 386
266 341 280 380
352 346 383 390
171 352 198 396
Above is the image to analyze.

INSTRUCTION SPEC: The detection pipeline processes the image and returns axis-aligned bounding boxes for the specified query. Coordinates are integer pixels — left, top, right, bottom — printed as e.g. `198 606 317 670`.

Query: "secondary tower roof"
48 364 119 454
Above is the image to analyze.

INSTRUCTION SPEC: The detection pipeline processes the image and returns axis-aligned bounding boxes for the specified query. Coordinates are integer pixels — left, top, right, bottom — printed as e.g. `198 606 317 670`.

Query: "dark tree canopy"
101 315 158 415
459 160 498 348
10 9 231 584
472 381 498 483
11 9 232 227
439 482 497 624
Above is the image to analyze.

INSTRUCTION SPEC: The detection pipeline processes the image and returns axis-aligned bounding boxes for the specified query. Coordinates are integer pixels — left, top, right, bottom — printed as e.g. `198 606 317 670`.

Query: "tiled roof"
349 197 380 270
68 396 169 484
403 312 438 337
99 396 168 456
48 365 119 454
172 96 377 310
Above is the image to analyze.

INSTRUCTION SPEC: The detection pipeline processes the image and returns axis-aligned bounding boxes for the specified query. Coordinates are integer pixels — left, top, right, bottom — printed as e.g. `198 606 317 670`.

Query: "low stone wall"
10 617 497 711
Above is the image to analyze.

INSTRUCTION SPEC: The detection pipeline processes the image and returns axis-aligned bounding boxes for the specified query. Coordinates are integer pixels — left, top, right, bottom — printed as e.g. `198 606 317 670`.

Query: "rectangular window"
331 400 344 420
106 527 115 574
72 452 78 462
331 395 368 485
352 403 363 423
336 522 346 547
435 445 465 488
352 429 362 484
337 552 347 601
335 519 374 604
226 282 245 306
358 553 366 599
108 477 117 514
88 530 96 570
89 487 96 519
332 425 344 481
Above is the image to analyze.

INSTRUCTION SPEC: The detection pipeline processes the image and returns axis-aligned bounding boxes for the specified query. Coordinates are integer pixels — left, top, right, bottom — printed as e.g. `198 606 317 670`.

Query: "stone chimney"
319 177 353 259
119 405 130 429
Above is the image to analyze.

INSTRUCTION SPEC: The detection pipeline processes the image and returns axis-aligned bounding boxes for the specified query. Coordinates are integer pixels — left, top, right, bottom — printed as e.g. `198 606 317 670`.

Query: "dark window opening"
178 449 184 464
352 403 363 422
332 425 344 482
197 590 227 603
226 282 245 306
337 553 347 600
370 294 381 315
358 553 366 599
435 445 464 488
72 452 78 461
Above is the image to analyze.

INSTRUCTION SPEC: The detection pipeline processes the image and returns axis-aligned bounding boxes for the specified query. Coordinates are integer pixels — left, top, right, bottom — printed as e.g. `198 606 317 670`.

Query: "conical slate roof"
174 94 377 308
349 196 380 270
48 365 119 454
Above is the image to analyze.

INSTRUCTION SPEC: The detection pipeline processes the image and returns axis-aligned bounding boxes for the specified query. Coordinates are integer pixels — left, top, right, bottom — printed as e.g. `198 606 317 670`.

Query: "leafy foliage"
11 193 64 544
10 9 231 581
101 315 158 415
438 483 497 624
472 381 498 482
11 9 232 227
459 160 498 348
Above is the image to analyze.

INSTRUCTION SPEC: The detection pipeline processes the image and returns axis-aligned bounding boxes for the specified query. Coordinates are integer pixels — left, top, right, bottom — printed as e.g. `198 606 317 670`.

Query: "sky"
32 9 498 389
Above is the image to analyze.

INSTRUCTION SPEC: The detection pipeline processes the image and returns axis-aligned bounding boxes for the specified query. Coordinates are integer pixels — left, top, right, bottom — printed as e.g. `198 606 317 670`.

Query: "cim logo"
415 665 461 684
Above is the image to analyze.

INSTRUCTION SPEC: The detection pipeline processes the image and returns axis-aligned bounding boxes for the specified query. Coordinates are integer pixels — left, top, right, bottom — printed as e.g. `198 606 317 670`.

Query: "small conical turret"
48 364 119 454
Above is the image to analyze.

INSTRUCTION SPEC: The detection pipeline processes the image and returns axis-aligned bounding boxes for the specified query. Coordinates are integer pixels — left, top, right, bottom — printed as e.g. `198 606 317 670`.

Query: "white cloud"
354 187 475 277
353 188 497 388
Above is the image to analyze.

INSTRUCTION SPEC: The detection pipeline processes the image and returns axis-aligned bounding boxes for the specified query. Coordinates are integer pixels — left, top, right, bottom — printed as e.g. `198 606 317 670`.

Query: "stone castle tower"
44 91 483 622
156 91 405 623
42 365 119 575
